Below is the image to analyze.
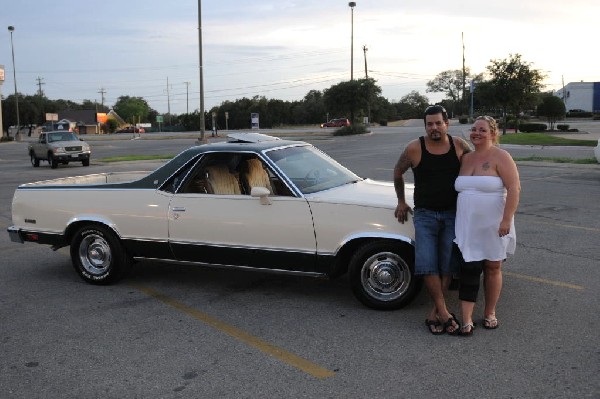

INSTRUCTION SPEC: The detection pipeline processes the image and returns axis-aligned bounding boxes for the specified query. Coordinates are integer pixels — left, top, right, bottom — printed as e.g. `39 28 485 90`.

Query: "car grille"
66 146 83 152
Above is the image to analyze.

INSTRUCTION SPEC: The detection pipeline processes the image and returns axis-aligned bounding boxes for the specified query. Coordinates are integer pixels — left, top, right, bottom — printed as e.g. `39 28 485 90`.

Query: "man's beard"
430 131 442 141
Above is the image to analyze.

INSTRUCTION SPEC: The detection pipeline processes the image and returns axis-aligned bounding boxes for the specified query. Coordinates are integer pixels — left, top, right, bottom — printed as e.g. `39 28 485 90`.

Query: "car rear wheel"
70 224 131 285
348 240 420 310
30 152 40 167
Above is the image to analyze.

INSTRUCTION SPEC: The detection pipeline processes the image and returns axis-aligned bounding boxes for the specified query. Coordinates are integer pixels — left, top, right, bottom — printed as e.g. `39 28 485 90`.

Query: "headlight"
53 147 66 154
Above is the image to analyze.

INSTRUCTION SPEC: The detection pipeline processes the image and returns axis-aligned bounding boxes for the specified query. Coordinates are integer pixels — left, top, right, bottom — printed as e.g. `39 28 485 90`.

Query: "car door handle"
172 207 186 212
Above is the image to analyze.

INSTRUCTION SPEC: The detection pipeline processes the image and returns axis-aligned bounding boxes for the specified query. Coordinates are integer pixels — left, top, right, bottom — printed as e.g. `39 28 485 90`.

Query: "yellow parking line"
131 284 335 380
504 271 584 291
527 219 600 232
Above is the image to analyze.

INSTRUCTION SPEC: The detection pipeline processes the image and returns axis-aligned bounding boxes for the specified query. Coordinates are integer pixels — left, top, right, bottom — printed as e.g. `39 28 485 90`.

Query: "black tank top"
412 136 460 211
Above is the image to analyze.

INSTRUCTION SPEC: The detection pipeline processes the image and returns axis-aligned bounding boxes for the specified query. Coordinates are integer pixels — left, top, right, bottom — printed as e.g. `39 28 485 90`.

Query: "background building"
555 82 600 113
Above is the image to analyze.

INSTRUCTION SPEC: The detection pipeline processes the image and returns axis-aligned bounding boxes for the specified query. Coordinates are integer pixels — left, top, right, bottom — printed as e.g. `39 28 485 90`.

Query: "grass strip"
514 156 598 164
499 133 596 146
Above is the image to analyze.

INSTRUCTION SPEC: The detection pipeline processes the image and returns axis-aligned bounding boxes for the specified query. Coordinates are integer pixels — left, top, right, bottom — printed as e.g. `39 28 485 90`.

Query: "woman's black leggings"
459 259 484 302
453 245 485 302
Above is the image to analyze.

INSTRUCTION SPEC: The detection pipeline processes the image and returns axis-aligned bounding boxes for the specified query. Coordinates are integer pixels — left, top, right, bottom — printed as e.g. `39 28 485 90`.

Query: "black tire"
49 153 58 169
30 152 40 167
70 224 131 285
82 158 90 167
348 240 420 310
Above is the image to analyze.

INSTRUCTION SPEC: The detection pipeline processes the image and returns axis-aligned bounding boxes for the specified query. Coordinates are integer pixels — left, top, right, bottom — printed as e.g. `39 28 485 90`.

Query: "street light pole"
8 26 20 139
348 2 356 81
197 0 206 142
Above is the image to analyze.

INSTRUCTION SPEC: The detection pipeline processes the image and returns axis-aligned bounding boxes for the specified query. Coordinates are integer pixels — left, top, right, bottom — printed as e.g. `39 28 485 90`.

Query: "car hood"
305 178 414 209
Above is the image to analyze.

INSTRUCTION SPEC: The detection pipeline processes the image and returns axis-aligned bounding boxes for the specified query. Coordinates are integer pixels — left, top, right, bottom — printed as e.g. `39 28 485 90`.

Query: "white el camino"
8 133 418 310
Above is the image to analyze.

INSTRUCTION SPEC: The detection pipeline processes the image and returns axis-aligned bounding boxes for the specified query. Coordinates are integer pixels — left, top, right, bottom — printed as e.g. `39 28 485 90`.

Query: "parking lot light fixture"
8 25 20 139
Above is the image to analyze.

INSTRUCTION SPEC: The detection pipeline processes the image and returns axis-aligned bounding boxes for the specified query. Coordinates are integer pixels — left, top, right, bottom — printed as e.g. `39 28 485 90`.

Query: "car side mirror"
250 186 271 205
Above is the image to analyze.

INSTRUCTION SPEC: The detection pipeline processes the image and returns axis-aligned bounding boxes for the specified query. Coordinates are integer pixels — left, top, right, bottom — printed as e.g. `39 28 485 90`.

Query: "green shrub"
0 136 15 142
498 119 518 129
566 111 592 118
519 123 548 133
556 124 569 131
458 117 468 124
379 119 388 126
568 128 579 132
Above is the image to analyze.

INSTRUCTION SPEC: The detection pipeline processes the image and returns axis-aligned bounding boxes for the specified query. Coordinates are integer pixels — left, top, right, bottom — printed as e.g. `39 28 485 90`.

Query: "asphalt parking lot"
0 127 598 398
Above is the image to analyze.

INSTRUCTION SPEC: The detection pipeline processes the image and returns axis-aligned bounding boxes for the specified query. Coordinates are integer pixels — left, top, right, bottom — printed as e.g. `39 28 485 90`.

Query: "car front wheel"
349 240 420 310
49 153 58 169
70 224 131 285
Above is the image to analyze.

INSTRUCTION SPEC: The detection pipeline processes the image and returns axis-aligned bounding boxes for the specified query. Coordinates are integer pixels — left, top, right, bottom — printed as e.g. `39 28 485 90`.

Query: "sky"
1 0 598 116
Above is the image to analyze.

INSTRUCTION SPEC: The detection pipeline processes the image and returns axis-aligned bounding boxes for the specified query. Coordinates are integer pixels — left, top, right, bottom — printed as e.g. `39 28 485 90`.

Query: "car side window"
179 153 293 196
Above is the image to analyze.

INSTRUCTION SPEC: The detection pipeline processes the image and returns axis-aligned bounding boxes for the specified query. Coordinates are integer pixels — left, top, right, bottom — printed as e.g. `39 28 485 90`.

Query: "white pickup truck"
28 130 91 169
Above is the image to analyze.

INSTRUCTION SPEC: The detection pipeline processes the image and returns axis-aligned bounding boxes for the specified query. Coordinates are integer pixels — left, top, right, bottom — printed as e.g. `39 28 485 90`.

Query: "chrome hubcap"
361 252 410 301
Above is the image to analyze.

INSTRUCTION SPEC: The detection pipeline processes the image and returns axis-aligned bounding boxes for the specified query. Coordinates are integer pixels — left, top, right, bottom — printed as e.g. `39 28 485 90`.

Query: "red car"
320 118 350 128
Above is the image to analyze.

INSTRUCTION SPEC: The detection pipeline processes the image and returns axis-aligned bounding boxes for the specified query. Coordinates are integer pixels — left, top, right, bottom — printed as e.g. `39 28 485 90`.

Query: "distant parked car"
320 118 350 128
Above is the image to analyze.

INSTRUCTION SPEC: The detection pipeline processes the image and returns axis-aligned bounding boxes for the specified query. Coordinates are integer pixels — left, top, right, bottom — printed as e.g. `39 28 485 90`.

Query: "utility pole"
462 32 466 116
97 88 106 110
166 77 172 125
36 76 45 96
363 45 370 125
561 75 566 106
184 81 190 114
198 0 206 142
36 76 45 127
363 45 368 78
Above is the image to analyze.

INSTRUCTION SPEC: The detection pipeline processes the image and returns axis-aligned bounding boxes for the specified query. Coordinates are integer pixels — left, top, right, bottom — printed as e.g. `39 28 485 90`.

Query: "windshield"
48 132 78 142
265 145 361 194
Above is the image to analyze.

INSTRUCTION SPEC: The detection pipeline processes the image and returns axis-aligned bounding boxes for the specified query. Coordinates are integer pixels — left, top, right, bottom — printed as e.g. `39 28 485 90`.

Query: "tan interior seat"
205 164 241 195
244 159 272 193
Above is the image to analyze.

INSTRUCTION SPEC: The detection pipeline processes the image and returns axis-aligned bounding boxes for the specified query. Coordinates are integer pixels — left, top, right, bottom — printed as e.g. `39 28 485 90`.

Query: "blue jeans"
413 208 458 276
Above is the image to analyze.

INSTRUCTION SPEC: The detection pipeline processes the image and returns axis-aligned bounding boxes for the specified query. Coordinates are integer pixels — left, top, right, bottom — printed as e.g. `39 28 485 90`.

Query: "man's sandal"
425 319 444 335
443 313 460 335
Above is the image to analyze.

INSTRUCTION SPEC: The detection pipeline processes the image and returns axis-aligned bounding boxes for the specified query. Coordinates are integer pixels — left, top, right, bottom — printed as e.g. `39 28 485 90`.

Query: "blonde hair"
475 116 499 144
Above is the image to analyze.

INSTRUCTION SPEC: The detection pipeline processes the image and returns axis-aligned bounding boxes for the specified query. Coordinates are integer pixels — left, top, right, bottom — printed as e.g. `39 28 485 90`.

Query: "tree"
426 69 482 116
294 90 326 124
393 91 430 119
486 54 545 134
324 78 381 125
537 94 566 130
113 96 152 125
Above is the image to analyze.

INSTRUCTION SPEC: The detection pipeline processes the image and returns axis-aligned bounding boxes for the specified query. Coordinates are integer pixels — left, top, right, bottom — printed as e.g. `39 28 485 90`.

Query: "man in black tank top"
393 105 471 335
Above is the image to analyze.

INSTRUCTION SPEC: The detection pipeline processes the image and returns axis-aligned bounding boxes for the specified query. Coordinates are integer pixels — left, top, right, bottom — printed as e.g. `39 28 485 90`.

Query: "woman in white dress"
454 116 520 335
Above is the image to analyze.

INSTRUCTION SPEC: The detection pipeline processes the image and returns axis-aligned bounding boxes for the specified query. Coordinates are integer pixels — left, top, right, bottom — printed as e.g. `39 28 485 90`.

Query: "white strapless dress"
454 176 516 262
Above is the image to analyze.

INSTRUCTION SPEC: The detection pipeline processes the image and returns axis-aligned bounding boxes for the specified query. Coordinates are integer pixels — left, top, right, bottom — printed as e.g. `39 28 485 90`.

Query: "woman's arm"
496 149 521 236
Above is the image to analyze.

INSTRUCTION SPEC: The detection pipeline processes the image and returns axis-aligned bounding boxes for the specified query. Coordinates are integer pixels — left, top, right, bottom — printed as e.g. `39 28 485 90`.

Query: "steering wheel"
304 168 321 185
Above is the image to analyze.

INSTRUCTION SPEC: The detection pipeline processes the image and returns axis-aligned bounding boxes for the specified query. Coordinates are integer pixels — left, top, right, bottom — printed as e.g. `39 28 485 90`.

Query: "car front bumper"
53 152 90 161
